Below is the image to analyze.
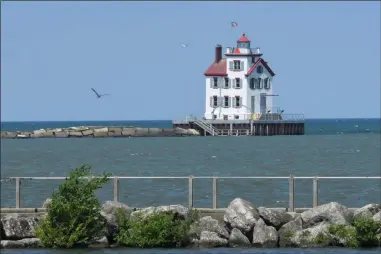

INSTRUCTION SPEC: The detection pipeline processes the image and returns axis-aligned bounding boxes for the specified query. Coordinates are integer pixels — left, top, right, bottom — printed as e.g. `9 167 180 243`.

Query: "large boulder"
1 238 41 249
189 216 229 239
301 202 352 228
196 231 228 248
0 215 39 240
228 228 251 247
258 207 292 230
42 198 52 208
278 217 303 247
373 211 381 222
130 205 188 220
224 198 260 233
252 218 278 248
353 204 381 220
288 222 332 248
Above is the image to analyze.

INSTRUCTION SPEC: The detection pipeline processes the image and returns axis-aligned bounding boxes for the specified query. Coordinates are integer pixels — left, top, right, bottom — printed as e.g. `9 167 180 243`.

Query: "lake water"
1 119 380 210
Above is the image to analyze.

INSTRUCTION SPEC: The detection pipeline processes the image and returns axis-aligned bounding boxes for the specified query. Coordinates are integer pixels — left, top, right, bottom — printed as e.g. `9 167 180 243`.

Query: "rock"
90 236 109 248
258 207 292 230
190 216 229 239
81 129 94 136
1 132 16 138
174 127 187 136
301 202 352 228
121 128 135 137
42 198 52 208
54 131 69 138
108 127 122 137
16 134 30 138
94 127 108 133
252 218 278 248
130 205 188 220
69 126 89 131
289 222 332 248
93 132 108 138
68 131 83 137
224 198 260 233
286 212 301 221
1 215 40 240
373 211 381 222
197 231 228 248
160 128 176 137
1 238 41 248
42 131 54 138
187 129 200 135
228 228 251 247
100 201 133 242
353 204 381 220
278 217 303 247
30 132 43 138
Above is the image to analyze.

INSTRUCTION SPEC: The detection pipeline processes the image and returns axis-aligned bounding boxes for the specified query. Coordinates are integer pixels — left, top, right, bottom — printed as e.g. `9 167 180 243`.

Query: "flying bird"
231 21 238 28
91 88 110 98
180 44 188 48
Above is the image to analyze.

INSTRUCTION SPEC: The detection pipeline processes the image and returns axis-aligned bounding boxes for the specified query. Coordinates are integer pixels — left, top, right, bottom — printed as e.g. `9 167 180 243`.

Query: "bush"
328 217 381 248
115 208 199 248
35 164 111 248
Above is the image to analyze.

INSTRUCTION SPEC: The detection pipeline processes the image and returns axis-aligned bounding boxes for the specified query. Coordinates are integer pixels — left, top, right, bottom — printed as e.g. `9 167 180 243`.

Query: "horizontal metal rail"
1 175 379 212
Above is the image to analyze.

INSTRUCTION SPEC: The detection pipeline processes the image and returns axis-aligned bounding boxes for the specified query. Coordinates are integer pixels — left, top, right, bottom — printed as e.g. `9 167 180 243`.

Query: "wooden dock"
173 114 305 136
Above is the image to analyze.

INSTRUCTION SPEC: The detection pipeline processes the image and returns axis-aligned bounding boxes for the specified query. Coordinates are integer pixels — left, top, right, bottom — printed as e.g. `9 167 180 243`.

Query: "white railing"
203 113 304 121
1 175 379 212
188 116 219 136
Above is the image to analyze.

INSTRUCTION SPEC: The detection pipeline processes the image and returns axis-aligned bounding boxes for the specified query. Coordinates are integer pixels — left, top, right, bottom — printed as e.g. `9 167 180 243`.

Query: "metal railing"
188 116 219 136
1 175 379 212
203 113 304 121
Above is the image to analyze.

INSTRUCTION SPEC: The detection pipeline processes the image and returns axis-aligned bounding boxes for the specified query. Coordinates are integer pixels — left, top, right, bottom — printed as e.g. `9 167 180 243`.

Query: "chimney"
215 44 222 63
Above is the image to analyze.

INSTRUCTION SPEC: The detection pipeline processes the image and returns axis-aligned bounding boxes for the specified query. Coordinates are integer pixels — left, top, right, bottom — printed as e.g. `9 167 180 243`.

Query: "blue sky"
1 1 380 121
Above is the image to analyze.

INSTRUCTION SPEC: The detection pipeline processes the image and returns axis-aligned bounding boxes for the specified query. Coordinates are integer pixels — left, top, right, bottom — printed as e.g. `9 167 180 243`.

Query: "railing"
217 129 251 136
1 175 379 212
203 113 305 121
188 116 219 136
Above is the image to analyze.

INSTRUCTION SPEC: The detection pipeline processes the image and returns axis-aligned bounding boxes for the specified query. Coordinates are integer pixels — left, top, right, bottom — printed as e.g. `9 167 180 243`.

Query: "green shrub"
328 217 381 248
115 208 199 248
35 164 111 248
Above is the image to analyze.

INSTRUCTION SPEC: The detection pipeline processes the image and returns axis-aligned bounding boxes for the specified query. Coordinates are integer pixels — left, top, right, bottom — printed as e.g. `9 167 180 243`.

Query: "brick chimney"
215 44 222 63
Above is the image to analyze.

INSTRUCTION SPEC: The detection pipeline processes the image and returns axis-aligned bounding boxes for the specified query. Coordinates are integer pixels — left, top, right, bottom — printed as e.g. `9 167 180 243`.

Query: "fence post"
188 175 194 209
15 177 21 209
113 177 119 202
289 175 295 212
212 177 218 209
313 176 319 208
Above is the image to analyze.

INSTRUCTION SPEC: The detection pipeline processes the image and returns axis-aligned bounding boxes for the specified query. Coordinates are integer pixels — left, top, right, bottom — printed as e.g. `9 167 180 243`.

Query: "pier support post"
212 177 218 209
313 176 319 208
113 177 119 202
15 177 21 209
289 175 295 212
188 175 194 209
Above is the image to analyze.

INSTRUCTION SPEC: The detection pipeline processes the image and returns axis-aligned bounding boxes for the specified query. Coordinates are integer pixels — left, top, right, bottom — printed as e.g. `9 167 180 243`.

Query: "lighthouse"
204 33 276 120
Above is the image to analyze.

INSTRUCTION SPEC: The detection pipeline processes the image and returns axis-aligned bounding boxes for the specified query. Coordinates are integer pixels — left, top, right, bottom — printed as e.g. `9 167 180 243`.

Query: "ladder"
188 116 219 136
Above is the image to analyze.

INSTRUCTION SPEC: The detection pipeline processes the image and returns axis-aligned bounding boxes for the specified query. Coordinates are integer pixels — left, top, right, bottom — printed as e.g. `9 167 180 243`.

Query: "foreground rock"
0 215 40 240
353 204 381 220
228 228 251 247
301 202 352 227
224 198 260 233
130 205 188 220
195 231 228 248
1 238 41 248
258 207 292 230
190 216 229 239
252 218 278 248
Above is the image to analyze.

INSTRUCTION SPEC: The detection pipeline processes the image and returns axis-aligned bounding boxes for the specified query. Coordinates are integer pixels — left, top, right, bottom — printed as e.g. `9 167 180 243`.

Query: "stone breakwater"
0 126 200 139
1 198 381 249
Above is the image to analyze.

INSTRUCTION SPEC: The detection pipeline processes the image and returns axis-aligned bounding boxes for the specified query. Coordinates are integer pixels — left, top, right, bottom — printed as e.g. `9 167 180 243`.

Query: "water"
1 248 381 254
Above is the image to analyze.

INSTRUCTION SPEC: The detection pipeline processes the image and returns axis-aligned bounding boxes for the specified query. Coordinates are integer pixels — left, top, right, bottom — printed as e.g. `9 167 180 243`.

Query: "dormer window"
233 61 241 70
257 65 264 74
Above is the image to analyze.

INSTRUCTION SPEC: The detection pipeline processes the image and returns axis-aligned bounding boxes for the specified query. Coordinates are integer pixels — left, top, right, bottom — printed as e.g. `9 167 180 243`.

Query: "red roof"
245 58 276 77
204 58 227 76
237 33 251 42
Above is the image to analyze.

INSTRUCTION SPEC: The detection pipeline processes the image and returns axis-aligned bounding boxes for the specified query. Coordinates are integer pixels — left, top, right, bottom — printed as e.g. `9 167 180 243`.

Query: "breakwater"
0 126 200 139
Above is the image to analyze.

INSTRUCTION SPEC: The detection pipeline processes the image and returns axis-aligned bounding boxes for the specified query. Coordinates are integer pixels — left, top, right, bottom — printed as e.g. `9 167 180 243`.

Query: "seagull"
91 88 110 98
267 110 271 113
180 44 188 48
231 21 238 28
280 110 284 114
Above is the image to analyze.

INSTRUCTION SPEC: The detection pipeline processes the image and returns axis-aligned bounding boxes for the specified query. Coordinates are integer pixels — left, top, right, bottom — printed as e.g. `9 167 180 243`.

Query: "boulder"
197 231 228 248
1 238 41 249
54 131 69 138
30 132 43 138
81 129 94 136
258 207 292 230
288 222 331 248
228 228 251 247
130 205 188 220
160 128 176 137
187 129 200 136
132 128 150 137
224 198 260 233
94 127 108 133
42 198 52 208
68 131 83 137
1 215 39 240
190 216 229 239
90 236 109 248
373 211 381 222
69 126 89 131
278 217 303 247
1 132 16 139
353 204 381 220
252 218 278 248
93 132 108 138
286 212 301 221
121 128 135 137
174 127 188 136
41 131 54 138
301 202 352 228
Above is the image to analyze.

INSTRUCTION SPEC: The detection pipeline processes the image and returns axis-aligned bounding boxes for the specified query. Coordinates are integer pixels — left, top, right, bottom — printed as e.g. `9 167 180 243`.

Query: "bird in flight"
91 88 110 98
180 44 188 48
231 21 238 28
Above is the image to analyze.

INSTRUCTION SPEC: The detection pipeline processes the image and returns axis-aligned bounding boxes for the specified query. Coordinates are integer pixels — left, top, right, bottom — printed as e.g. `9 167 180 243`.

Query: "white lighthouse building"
204 33 276 120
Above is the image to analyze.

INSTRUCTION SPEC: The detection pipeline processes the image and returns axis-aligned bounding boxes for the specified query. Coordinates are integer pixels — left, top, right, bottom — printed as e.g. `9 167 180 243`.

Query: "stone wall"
0 126 200 139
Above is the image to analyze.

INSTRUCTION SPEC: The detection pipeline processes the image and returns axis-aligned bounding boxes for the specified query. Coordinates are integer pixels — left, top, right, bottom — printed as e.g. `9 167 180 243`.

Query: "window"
235 78 241 88
250 78 255 89
233 60 241 70
264 78 270 89
251 57 255 64
235 96 241 108
224 78 229 89
257 65 263 74
256 78 262 89
234 115 239 119
213 96 218 107
224 96 229 107
223 115 228 120
213 114 217 120
213 77 218 88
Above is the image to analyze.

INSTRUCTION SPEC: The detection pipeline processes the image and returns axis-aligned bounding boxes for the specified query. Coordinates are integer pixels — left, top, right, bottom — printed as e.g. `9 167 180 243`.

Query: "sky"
1 1 380 121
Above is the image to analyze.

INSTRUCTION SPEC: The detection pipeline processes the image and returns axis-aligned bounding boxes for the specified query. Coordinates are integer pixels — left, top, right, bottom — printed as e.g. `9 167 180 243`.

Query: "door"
260 93 267 114
251 96 255 114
